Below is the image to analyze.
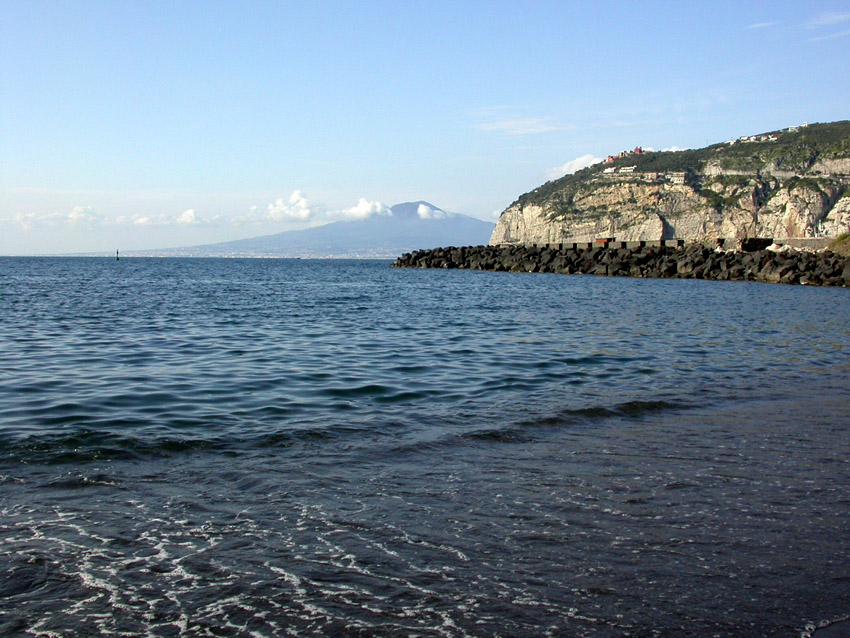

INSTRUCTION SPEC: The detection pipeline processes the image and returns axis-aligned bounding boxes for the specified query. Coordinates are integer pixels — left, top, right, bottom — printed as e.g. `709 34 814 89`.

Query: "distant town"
729 122 807 145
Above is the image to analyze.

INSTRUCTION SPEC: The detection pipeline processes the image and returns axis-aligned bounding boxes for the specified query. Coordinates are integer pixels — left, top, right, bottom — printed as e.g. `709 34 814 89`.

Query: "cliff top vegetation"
518 120 850 209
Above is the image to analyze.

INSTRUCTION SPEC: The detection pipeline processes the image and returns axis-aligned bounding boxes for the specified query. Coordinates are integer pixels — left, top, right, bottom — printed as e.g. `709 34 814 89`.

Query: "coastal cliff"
490 121 850 246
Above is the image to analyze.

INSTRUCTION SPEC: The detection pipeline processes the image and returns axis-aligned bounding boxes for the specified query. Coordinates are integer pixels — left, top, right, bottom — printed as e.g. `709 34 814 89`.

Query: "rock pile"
392 244 850 286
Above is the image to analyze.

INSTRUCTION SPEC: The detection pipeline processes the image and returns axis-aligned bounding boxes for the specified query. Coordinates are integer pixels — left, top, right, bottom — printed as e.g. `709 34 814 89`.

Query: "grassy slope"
829 233 850 256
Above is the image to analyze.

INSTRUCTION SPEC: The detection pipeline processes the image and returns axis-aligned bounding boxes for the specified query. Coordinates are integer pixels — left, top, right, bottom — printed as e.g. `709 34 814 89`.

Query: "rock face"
491 122 850 246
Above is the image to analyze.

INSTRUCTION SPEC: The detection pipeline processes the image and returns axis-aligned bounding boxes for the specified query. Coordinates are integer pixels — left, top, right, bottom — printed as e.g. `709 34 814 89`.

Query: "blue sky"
2 1 849 254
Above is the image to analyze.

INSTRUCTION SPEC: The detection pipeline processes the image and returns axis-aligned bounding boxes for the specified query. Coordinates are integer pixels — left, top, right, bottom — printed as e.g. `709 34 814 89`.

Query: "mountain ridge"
130 202 493 258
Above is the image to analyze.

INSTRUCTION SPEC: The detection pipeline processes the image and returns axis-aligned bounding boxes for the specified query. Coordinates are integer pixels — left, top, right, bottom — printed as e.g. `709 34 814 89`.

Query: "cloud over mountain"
134 201 495 258
266 190 316 222
416 203 452 219
2 193 494 254
336 198 390 220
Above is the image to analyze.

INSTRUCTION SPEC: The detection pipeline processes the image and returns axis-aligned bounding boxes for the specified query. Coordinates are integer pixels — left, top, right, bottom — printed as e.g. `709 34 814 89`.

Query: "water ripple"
0 258 848 467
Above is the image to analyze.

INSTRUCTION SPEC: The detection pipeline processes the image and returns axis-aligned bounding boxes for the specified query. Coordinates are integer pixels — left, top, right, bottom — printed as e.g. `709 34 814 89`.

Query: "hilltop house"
605 146 644 163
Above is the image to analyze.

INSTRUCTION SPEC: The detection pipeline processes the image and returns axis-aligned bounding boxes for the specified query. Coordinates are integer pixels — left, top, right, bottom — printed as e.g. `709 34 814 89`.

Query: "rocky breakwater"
392 244 850 286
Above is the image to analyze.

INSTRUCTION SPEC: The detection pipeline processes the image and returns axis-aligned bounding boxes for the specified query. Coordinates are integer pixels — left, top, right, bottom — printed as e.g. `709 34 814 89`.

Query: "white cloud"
67 206 104 225
335 198 390 220
809 29 850 41
416 203 452 220
635 146 687 153
130 212 192 226
176 209 202 225
545 154 603 180
806 12 850 40
10 207 107 229
14 212 36 231
266 190 316 222
478 117 565 136
745 21 777 29
251 193 393 224
10 207 209 229
807 12 850 28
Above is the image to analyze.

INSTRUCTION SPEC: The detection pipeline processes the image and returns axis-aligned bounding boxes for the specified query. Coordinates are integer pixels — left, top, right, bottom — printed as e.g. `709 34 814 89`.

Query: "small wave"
458 399 685 446
0 430 229 465
320 384 395 399
0 397 684 464
45 472 120 489
463 428 532 443
0 554 57 600
1 415 404 464
662 481 700 491
549 399 682 422
806 616 850 638
374 390 440 404
390 364 431 374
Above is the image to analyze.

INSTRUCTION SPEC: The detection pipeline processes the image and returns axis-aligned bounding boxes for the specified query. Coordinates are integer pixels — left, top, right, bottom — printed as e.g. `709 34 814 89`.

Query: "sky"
2 0 850 255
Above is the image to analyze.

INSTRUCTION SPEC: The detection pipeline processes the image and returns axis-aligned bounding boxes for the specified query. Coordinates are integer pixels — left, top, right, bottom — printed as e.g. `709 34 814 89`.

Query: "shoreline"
393 243 850 286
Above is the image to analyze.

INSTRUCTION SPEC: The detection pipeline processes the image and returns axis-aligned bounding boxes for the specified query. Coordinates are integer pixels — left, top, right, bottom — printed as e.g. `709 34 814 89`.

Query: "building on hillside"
605 147 645 163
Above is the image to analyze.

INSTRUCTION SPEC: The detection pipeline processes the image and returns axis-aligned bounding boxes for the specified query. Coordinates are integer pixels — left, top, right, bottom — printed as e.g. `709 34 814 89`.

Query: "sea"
1 256 849 638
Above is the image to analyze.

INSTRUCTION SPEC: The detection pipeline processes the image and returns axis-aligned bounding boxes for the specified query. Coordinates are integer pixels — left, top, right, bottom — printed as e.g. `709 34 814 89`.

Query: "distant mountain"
136 202 494 258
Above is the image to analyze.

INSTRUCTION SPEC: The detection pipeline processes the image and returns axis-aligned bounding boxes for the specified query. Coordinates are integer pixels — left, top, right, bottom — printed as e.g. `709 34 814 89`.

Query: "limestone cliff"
491 121 850 246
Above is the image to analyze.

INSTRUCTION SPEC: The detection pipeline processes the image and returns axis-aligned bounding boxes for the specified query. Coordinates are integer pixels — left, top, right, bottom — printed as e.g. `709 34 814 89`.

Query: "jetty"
393 240 850 287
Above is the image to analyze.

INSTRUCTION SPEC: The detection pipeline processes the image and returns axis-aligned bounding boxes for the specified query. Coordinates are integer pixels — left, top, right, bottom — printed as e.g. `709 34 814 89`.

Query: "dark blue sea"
1 257 849 637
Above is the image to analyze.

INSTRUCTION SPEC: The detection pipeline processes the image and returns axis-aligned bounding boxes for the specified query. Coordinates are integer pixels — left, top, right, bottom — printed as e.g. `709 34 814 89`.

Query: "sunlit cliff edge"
490 121 850 246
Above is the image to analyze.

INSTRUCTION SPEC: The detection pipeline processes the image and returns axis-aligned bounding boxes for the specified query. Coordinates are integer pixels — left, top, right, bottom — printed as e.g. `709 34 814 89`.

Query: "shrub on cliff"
829 233 850 257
